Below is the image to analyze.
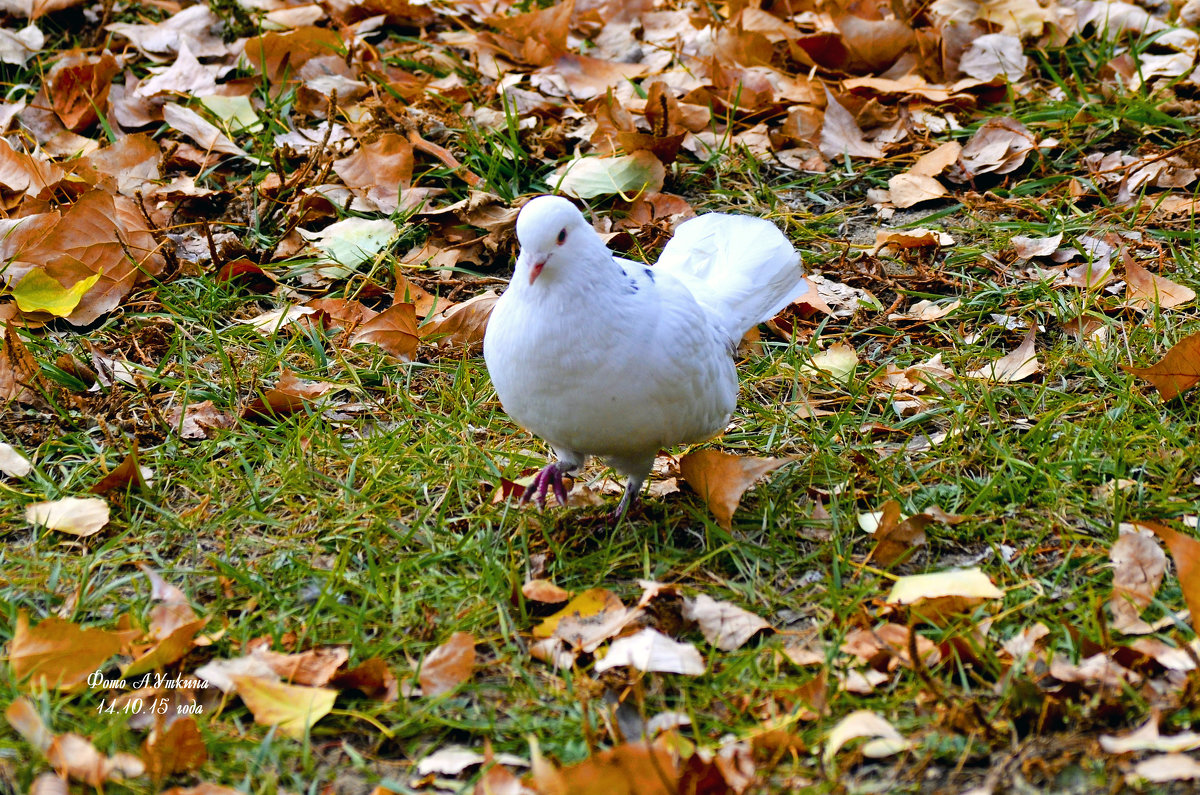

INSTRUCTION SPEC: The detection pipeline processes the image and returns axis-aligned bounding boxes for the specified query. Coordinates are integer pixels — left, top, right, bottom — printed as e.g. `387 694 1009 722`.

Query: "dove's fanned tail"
653 213 807 342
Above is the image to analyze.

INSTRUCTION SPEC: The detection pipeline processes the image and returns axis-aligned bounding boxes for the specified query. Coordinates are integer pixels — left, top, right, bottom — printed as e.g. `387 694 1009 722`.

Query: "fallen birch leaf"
12 269 100 317
25 496 110 536
968 329 1039 382
419 631 476 697
823 710 911 765
230 677 336 738
593 627 705 675
1125 332 1200 400
679 450 791 530
682 594 772 651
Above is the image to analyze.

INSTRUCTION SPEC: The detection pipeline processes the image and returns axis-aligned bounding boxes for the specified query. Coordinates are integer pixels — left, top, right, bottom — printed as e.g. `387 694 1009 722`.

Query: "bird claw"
520 463 569 509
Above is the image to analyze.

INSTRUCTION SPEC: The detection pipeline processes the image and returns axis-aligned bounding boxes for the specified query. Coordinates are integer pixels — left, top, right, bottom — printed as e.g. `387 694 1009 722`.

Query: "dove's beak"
528 257 547 285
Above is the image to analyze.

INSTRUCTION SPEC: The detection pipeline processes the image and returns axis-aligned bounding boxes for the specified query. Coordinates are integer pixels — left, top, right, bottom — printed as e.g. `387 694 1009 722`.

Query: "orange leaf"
9 612 132 690
678 449 791 529
1145 522 1200 635
330 657 399 702
90 442 148 494
1125 331 1200 400
143 716 207 780
419 631 476 697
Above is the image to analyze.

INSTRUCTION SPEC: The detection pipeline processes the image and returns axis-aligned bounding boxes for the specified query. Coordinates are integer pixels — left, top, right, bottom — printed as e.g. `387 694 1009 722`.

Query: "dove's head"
515 195 594 286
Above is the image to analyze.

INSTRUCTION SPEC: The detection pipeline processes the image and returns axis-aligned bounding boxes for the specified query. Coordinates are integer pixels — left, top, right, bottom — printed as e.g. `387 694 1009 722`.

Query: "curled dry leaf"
242 369 338 420
330 657 399 702
1124 331 1200 400
593 627 706 675
420 291 498 349
1012 232 1063 259
419 631 476 697
230 676 337 738
819 88 883 160
871 227 954 254
166 400 235 440
682 594 771 651
46 733 145 787
951 116 1036 180
865 500 931 566
5 697 54 752
1109 528 1167 634
25 496 110 536
530 738 681 795
823 710 911 765
679 449 792 530
967 328 1040 382
90 444 150 494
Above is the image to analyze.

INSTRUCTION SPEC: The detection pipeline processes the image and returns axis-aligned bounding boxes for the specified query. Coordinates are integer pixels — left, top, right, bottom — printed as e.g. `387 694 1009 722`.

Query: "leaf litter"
1 0 1200 787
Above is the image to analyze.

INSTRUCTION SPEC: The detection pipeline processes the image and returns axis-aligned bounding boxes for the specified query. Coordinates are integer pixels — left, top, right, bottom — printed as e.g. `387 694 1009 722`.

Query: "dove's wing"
653 214 807 341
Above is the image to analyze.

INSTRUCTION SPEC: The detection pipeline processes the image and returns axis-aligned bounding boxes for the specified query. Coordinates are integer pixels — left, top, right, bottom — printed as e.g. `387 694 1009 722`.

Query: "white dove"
483 195 806 518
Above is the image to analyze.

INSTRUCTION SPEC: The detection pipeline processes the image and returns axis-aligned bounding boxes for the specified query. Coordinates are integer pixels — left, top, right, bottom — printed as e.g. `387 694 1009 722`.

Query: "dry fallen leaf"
8 612 132 689
352 302 419 361
679 450 791 530
593 627 706 675
887 567 1004 623
1143 522 1200 635
230 676 337 738
887 173 947 208
1109 528 1167 634
1125 331 1200 400
823 710 911 766
533 588 640 652
1101 715 1200 755
25 496 110 536
143 715 208 780
420 291 498 350
682 594 772 651
419 631 476 697
1127 753 1200 784
0 441 32 477
800 342 858 384
1123 258 1195 310
968 328 1040 382
522 579 572 604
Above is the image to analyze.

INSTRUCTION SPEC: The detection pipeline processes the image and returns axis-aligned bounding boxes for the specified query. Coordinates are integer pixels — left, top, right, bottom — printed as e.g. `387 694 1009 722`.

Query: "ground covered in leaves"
2 0 1200 791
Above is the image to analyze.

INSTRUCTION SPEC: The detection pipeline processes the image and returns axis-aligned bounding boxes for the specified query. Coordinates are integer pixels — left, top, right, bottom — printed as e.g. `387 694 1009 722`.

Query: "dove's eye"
556 228 567 245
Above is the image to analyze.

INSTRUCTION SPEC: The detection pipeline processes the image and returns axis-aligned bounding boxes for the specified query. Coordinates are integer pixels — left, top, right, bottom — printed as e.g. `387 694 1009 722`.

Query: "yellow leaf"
12 270 101 317
230 677 336 738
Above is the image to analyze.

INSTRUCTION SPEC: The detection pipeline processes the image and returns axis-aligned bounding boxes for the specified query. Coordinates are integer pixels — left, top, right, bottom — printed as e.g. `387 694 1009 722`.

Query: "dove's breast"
484 269 738 461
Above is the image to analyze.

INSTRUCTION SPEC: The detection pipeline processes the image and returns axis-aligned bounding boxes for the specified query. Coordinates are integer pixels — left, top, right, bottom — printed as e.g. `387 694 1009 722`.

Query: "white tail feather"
653 213 807 341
